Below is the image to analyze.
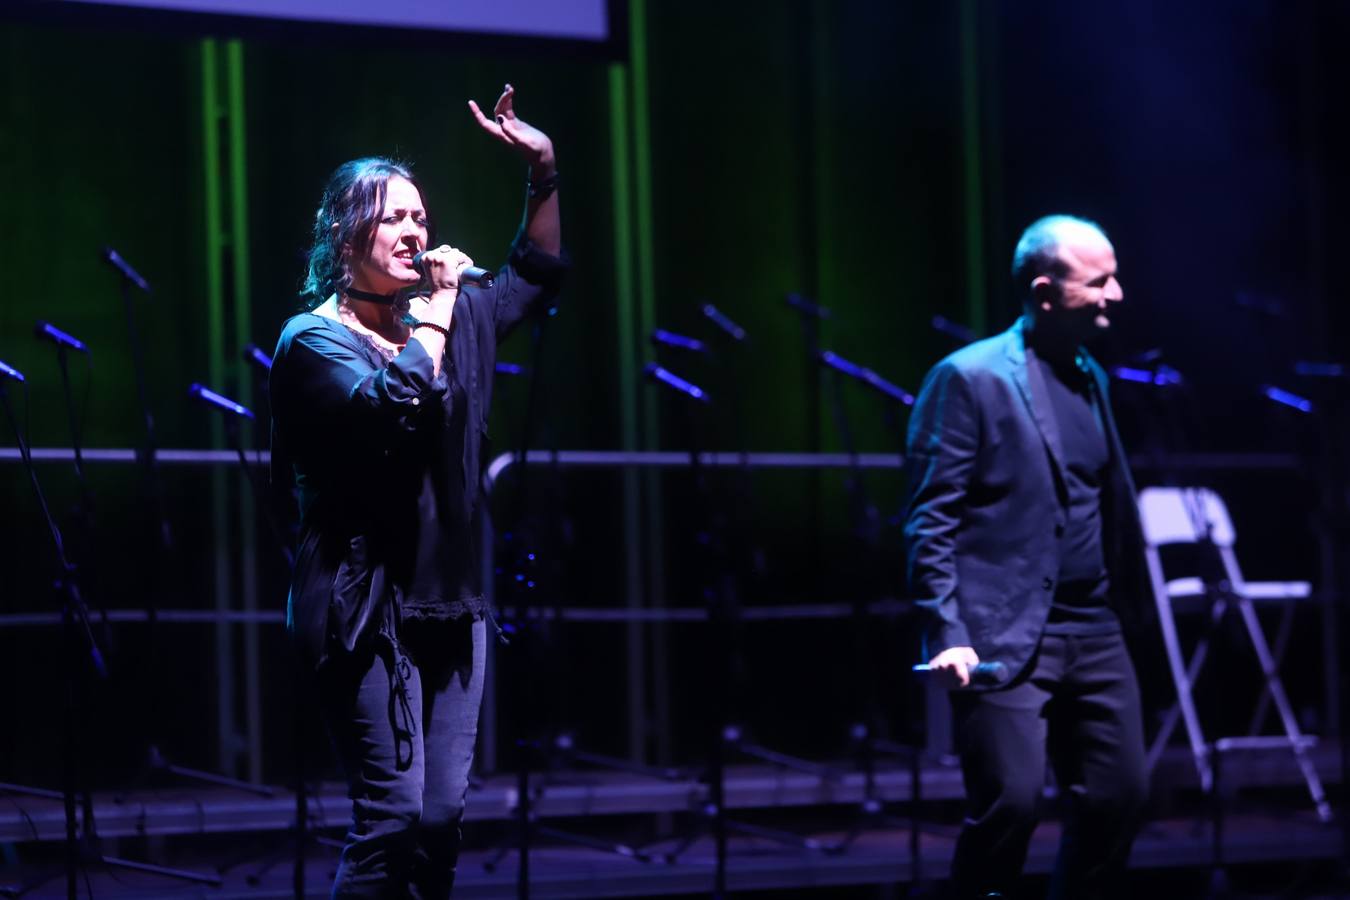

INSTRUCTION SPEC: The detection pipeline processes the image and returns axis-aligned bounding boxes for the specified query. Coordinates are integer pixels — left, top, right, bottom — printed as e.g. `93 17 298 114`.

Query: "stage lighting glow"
60 0 610 42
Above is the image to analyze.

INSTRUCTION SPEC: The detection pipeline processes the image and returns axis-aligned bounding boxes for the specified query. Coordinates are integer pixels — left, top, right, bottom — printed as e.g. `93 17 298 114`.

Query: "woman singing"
269 84 565 897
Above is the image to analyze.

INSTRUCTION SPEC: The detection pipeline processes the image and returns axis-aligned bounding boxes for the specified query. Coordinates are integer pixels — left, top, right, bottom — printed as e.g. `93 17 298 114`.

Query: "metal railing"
1 444 1307 771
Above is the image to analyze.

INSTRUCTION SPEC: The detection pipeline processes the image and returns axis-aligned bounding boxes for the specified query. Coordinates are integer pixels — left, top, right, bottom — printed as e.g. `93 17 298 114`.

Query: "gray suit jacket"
902 317 1146 684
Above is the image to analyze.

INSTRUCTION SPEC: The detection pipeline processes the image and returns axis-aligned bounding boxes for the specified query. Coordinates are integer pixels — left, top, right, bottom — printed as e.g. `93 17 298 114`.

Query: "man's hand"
468 84 556 173
928 646 980 688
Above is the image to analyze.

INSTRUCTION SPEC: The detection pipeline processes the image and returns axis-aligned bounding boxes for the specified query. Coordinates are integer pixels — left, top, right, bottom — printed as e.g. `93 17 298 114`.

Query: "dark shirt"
1035 352 1118 636
406 371 473 619
271 235 568 667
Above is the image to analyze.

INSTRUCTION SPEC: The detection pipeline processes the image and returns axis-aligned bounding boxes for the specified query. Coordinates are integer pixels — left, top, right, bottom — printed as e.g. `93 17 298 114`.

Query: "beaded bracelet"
411 320 452 339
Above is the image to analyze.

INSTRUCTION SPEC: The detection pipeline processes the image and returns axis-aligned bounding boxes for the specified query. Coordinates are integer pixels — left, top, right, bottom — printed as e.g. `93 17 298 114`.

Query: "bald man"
903 216 1149 899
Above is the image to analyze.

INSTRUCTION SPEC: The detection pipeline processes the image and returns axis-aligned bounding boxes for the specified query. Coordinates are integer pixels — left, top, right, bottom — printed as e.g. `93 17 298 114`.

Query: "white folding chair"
1138 486 1330 822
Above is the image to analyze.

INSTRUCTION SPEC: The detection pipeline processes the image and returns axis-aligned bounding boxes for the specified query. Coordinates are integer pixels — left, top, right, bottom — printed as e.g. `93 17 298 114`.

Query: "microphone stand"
787 293 828 610
657 316 843 789
484 317 661 900
5 328 107 848
643 365 829 899
1 376 98 900
2 378 224 895
696 307 758 585
106 252 270 799
193 384 327 897
686 385 732 900
641 368 733 896
240 344 316 900
820 354 886 843
215 409 295 573
814 349 943 894
484 320 548 897
44 328 105 885
667 326 836 793
40 326 99 540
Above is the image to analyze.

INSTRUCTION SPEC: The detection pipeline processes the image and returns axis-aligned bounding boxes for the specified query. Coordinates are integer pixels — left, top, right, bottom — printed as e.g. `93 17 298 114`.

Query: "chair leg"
1147 548 1213 792
1235 595 1333 822
1247 602 1297 735
1148 598 1225 772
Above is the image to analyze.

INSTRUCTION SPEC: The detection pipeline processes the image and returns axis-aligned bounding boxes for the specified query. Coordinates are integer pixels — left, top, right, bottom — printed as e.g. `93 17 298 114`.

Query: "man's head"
1011 215 1123 339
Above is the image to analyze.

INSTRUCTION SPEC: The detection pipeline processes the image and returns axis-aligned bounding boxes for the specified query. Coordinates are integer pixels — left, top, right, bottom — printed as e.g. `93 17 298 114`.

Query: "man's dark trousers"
948 629 1147 900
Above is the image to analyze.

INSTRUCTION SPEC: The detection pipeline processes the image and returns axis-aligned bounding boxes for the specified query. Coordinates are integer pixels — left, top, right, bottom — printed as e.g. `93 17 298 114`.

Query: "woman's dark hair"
300 157 433 306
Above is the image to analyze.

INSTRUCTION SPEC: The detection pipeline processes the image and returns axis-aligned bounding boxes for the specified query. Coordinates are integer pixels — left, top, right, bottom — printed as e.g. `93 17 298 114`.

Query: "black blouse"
270 235 567 667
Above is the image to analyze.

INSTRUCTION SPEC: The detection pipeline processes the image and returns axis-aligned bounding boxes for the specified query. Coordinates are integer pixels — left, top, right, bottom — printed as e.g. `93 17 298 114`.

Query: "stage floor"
3 743 1345 898
4 811 1344 898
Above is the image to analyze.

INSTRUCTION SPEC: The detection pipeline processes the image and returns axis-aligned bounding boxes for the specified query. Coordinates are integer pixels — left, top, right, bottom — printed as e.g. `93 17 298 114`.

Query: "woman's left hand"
468 84 556 173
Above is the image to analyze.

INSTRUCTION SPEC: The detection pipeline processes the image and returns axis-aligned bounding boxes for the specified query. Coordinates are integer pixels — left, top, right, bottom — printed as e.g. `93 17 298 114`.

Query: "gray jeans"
322 616 487 899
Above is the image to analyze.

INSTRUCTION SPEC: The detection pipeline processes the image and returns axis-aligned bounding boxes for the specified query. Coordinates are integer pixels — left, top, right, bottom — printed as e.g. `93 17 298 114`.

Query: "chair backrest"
1137 487 1236 548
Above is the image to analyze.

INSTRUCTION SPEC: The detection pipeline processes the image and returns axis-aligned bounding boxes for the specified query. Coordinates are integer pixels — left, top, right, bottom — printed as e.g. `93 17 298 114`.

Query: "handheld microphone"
643 363 710 403
35 321 90 354
242 343 273 373
101 246 151 293
411 251 495 289
912 660 1008 686
651 329 708 354
188 383 255 420
0 359 26 383
701 303 747 342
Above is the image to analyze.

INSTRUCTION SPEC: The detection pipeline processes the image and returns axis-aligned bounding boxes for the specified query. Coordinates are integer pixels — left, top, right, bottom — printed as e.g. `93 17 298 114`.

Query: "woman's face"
349 175 428 294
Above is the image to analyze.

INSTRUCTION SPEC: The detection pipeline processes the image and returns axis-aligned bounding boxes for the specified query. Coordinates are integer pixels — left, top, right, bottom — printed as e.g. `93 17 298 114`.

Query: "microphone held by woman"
411 251 495 288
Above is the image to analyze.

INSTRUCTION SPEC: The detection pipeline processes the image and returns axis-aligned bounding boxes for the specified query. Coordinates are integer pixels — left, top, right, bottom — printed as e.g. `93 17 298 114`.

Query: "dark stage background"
2 0 1348 798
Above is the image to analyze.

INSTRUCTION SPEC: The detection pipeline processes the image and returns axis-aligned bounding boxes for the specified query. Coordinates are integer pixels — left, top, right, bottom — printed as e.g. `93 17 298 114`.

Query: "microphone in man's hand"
411 251 495 289
968 661 1009 685
912 660 1009 686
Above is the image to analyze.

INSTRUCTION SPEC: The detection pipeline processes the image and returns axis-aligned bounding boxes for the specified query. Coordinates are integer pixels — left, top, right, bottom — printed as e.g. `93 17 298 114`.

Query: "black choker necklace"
344 286 399 305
